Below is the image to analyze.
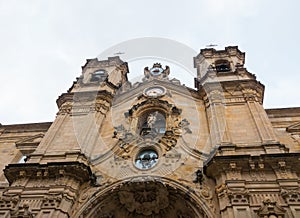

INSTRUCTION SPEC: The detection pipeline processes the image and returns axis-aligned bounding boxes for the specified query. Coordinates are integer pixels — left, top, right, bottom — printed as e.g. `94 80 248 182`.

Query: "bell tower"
194 47 293 218
3 56 130 218
194 46 283 155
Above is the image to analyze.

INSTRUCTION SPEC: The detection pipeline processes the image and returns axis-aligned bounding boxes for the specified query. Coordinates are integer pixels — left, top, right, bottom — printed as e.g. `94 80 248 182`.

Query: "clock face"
144 86 166 97
150 67 163 76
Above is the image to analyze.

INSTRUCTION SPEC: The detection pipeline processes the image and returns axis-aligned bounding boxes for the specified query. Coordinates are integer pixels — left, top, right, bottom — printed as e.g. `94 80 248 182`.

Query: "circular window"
135 150 158 170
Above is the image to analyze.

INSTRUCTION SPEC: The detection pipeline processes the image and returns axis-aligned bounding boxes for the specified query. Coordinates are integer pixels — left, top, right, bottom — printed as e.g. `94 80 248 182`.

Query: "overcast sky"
0 0 299 125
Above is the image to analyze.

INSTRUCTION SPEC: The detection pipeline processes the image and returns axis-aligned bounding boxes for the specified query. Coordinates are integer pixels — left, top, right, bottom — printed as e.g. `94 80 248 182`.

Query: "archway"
75 177 213 218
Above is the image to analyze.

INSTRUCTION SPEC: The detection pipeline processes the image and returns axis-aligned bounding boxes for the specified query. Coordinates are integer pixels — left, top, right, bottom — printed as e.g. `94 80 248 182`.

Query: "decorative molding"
286 121 300 133
118 182 169 216
249 160 266 181
76 178 209 218
0 195 19 210
286 122 300 146
57 102 73 115
215 183 230 211
125 98 181 118
41 194 63 209
205 153 300 179
228 190 249 205
4 162 94 185
257 198 286 218
281 188 300 205
227 162 242 180
10 203 34 218
113 118 191 157
56 91 113 115
215 183 228 199
15 134 45 152
143 63 170 81
200 80 264 108
111 98 192 158
274 160 293 179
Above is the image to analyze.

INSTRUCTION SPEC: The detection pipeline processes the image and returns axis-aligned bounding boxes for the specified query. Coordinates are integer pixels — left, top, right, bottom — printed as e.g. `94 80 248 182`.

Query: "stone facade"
0 46 300 217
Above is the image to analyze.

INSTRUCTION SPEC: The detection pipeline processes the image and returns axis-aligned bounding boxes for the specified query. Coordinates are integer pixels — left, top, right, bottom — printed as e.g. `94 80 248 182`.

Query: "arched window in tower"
90 69 107 82
139 110 166 136
215 60 231 72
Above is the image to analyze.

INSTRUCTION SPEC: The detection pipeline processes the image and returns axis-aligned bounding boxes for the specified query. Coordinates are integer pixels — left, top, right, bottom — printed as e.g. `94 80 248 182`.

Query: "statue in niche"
140 111 166 136
147 111 158 129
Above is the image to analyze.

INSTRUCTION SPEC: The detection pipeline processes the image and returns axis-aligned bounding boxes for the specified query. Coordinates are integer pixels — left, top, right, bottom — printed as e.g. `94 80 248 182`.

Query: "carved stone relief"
77 180 208 218
113 98 191 158
0 194 19 210
249 160 266 181
57 92 112 116
215 183 230 210
10 203 34 218
281 188 300 205
41 194 62 209
227 162 242 180
118 182 169 216
256 198 286 218
227 190 249 205
273 160 294 179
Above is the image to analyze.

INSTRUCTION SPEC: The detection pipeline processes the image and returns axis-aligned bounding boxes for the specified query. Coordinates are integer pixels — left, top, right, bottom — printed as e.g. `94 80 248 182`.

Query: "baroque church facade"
0 46 300 218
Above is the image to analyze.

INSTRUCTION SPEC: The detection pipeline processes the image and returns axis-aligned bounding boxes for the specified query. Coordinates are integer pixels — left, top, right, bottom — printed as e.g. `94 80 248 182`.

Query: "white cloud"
0 0 299 124
201 0 261 17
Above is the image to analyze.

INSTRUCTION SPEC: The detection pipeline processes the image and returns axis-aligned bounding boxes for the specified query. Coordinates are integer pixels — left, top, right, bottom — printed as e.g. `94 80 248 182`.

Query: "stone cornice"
286 122 300 133
204 152 300 178
15 133 45 152
194 46 245 66
56 90 114 109
266 107 300 118
198 79 265 106
4 161 94 185
195 68 257 88
81 57 124 70
113 78 200 106
0 122 52 133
